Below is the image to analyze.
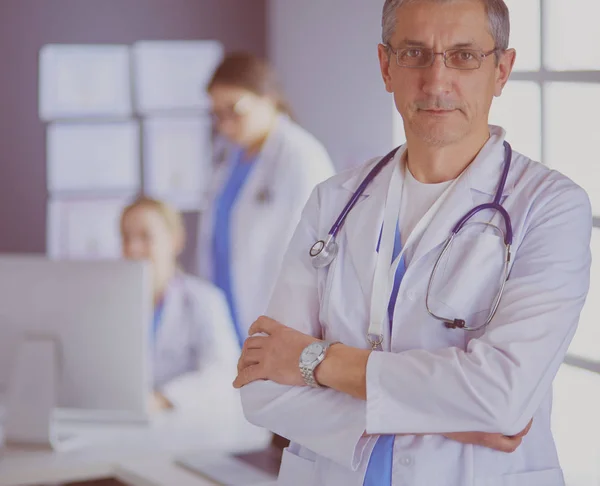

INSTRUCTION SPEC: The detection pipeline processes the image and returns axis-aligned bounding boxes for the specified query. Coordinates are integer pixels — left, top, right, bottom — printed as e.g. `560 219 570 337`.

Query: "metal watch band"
300 341 339 388
300 365 321 388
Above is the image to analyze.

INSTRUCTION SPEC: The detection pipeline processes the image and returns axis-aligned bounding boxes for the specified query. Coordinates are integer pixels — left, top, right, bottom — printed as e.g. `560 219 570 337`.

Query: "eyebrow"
398 39 481 49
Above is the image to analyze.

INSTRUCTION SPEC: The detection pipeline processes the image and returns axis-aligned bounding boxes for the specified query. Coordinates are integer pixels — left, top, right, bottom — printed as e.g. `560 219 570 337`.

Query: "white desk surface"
0 400 271 486
116 458 278 486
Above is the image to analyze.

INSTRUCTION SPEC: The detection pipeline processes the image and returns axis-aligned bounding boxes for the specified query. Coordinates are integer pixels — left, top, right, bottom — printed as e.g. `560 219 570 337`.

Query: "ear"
494 48 516 97
378 44 394 93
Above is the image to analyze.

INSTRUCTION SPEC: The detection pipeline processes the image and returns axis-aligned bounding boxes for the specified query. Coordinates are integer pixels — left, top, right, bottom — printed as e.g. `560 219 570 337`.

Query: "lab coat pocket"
277 448 316 485
429 231 507 317
474 467 565 486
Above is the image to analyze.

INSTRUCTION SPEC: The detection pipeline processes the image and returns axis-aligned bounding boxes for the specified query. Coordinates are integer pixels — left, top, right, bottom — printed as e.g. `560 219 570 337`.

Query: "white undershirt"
399 166 454 265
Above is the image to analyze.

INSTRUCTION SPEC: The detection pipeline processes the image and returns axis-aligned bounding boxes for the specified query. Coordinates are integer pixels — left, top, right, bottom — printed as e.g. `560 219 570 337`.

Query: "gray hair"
382 0 510 50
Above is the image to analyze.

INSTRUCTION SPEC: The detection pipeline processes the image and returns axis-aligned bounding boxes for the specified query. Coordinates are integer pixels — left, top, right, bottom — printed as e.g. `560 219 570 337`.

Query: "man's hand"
443 419 534 453
150 391 173 412
233 316 318 389
233 316 533 455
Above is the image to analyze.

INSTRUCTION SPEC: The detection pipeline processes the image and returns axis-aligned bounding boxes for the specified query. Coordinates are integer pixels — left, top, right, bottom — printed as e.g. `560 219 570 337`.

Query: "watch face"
301 343 324 365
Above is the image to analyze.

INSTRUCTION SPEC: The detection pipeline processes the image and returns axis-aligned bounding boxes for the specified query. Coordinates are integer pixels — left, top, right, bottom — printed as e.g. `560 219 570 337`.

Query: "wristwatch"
299 341 338 388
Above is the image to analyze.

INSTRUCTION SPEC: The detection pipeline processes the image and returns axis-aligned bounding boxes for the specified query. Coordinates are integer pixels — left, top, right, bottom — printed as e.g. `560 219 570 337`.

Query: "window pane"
545 83 600 214
489 81 541 161
504 0 541 71
565 228 600 361
545 0 600 70
552 364 600 485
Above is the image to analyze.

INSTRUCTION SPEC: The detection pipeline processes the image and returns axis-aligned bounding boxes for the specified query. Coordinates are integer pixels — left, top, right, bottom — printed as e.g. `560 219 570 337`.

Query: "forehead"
123 206 164 231
209 85 251 106
391 0 494 47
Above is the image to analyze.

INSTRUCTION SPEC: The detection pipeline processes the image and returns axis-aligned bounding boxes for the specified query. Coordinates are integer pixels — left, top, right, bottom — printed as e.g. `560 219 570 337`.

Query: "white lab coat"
197 115 335 340
153 273 240 412
240 126 592 486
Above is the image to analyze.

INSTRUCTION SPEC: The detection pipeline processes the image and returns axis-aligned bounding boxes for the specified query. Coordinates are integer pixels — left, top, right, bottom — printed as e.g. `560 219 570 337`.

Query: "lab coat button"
400 455 413 466
407 291 416 301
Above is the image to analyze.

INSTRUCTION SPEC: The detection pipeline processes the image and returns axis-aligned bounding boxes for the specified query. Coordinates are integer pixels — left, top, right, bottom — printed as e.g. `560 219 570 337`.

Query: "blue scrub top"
152 297 166 343
213 149 257 347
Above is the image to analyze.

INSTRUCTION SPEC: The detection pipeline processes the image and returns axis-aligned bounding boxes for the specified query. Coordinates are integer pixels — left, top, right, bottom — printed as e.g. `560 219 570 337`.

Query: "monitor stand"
3 335 71 451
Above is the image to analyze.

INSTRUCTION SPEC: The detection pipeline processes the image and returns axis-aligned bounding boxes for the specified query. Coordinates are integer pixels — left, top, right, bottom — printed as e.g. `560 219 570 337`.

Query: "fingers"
243 336 268 350
248 316 279 337
482 434 523 454
233 364 267 389
442 431 480 444
509 418 533 439
237 336 268 372
443 431 524 453
237 348 262 372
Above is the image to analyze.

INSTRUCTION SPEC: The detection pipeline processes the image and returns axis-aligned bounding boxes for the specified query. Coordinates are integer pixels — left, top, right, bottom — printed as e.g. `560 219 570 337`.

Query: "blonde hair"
120 196 186 247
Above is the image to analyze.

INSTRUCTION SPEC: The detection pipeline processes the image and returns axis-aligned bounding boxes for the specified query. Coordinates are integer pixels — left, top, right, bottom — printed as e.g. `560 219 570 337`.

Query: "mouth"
420 109 456 115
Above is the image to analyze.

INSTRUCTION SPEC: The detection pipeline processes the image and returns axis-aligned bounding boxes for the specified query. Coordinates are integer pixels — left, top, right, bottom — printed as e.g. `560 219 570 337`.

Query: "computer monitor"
0 255 152 448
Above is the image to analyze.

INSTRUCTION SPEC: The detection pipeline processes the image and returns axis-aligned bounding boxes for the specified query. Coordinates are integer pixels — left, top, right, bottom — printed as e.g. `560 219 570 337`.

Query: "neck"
153 267 176 305
243 133 268 159
404 125 490 184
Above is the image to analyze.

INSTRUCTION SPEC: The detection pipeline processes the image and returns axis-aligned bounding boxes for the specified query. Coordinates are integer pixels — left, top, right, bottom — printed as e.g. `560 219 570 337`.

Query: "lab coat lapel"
409 171 475 267
409 127 511 267
342 150 405 301
236 115 286 207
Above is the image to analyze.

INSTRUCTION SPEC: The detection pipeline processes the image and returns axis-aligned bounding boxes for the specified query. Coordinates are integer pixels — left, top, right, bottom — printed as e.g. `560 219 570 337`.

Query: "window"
499 2 600 483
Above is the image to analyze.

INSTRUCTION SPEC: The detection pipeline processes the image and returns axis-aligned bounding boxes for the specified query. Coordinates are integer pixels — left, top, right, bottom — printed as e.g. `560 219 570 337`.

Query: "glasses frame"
210 96 251 125
386 44 500 70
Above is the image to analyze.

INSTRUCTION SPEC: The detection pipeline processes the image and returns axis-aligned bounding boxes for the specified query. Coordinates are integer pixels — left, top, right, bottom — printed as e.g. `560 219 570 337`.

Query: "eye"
448 49 478 63
457 50 475 61
405 48 424 58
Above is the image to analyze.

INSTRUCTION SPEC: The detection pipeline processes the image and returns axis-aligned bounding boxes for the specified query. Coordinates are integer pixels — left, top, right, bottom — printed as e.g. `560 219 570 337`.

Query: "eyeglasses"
386 44 499 70
210 96 251 125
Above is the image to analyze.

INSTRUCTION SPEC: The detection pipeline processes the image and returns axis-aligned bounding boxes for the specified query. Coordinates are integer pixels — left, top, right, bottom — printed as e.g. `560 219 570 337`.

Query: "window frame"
509 1 600 374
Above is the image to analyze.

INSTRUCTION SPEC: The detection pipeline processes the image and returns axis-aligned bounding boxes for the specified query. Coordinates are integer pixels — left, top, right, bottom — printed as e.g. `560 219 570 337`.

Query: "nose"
421 55 453 97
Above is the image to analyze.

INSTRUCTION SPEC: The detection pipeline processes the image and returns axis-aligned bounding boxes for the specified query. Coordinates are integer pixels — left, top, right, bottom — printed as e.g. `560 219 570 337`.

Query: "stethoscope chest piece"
309 236 339 268
310 240 325 257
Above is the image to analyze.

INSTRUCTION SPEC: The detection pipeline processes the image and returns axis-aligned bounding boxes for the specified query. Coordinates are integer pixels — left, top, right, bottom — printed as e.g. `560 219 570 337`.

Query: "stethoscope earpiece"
444 319 466 330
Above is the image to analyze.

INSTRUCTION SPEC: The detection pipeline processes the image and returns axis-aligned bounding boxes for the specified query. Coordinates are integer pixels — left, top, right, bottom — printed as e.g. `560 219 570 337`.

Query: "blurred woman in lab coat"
198 52 336 348
120 197 240 413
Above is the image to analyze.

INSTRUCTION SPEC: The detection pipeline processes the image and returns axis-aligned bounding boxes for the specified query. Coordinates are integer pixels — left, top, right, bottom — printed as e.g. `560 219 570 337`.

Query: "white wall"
268 0 397 170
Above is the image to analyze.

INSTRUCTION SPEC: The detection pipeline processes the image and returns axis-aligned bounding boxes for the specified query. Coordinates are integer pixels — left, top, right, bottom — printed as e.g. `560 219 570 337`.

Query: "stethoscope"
310 141 514 335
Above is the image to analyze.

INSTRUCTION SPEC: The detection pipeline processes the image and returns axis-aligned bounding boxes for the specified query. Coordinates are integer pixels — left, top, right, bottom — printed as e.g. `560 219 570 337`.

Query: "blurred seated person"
120 196 240 412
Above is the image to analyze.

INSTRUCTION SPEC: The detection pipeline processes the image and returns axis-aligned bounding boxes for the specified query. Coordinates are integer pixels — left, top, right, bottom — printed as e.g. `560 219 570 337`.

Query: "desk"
116 458 278 486
0 399 271 486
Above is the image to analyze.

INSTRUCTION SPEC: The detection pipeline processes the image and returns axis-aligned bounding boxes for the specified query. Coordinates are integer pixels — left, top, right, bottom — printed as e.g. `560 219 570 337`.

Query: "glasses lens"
396 47 433 67
445 49 483 70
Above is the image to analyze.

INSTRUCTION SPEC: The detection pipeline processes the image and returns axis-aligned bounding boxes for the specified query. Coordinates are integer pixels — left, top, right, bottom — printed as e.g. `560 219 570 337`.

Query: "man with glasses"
233 1 591 485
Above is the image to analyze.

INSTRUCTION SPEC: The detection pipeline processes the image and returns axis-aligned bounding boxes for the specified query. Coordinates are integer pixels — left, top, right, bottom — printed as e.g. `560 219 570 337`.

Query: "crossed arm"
234 317 533 453
233 182 590 467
